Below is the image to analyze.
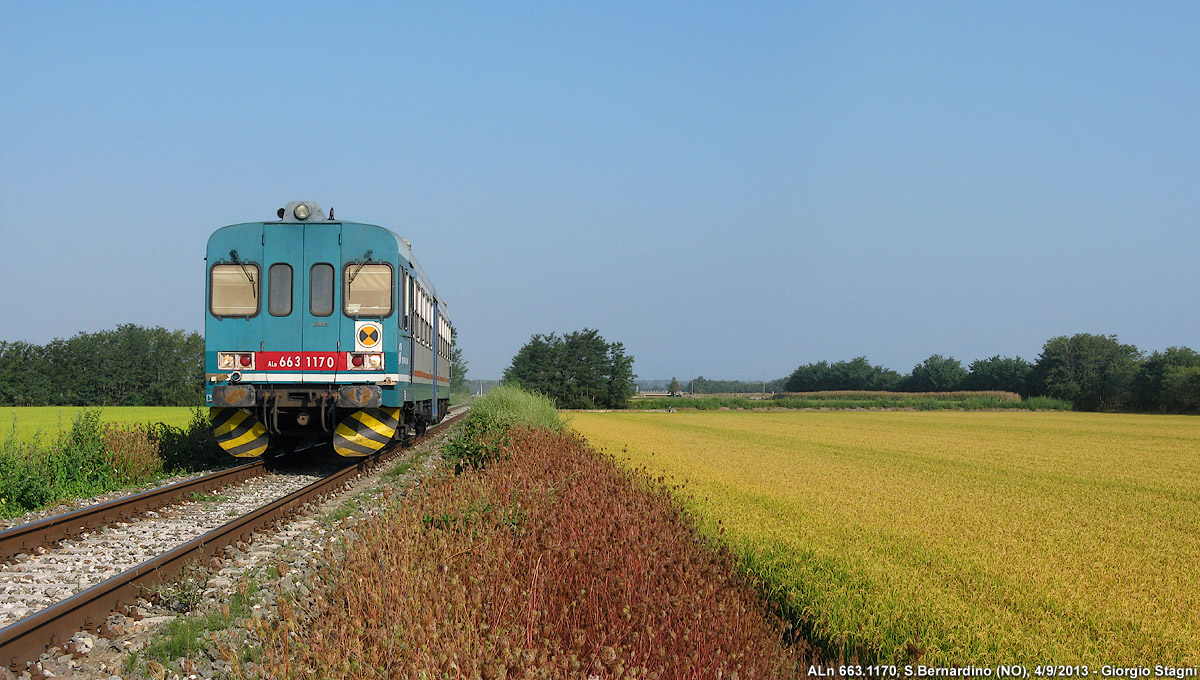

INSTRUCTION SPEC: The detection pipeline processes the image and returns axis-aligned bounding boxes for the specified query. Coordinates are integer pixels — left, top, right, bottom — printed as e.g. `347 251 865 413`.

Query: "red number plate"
255 352 345 371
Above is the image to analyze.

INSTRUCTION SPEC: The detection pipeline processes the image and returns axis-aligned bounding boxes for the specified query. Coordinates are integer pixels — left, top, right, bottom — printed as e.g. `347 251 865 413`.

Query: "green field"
569 410 1200 664
0 407 196 443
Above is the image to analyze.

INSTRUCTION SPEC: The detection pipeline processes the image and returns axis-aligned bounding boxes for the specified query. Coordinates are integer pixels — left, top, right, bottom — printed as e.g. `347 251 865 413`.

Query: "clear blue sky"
2 2 1197 381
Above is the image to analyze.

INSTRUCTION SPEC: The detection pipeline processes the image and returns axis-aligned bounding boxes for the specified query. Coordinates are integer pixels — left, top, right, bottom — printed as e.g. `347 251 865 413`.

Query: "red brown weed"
249 427 810 678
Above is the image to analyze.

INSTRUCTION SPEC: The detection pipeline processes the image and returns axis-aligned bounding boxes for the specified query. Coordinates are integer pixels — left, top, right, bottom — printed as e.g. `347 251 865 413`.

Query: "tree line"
2 323 472 408
508 329 1197 414
771 334 1198 413
0 324 205 407
672 376 790 394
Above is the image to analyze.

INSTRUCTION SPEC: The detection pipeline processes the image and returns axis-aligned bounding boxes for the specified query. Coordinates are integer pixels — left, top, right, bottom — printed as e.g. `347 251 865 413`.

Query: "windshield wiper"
229 249 257 298
347 249 374 284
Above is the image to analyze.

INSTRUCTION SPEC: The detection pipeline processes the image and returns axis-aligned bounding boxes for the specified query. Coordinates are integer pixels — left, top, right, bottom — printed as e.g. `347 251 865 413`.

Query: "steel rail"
0 409 465 670
0 461 267 564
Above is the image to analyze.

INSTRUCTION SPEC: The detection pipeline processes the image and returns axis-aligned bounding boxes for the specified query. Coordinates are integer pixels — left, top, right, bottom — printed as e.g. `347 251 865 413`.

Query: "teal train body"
204 201 451 457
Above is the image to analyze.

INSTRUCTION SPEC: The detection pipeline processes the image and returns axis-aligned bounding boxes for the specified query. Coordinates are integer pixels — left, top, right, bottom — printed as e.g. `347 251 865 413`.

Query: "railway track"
0 407 466 671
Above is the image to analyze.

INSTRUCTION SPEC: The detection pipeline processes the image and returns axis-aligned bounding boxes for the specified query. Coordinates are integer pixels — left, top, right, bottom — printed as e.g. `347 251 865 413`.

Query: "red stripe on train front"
254 352 345 371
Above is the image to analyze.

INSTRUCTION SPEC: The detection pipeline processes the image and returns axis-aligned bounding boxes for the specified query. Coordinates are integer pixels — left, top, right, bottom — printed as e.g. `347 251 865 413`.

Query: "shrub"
0 408 231 518
149 407 225 471
0 409 168 517
104 423 162 483
443 385 561 471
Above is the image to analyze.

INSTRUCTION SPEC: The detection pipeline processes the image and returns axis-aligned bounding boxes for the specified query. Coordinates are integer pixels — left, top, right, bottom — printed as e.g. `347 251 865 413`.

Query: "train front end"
204 201 419 457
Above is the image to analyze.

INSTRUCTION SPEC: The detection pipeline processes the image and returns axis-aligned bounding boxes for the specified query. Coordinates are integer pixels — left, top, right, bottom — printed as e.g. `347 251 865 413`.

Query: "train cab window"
345 263 393 317
311 264 334 317
210 264 260 317
268 264 293 316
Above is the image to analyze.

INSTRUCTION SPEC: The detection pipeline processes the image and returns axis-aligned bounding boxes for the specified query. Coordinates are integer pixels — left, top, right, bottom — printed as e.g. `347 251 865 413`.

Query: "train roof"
207 202 449 322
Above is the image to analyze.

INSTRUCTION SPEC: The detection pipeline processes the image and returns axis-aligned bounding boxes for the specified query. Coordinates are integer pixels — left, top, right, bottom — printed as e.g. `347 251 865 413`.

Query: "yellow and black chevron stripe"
210 407 269 458
333 407 401 457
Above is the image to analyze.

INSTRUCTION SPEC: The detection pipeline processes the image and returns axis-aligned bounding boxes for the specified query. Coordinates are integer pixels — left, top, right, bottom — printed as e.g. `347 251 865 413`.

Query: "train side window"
311 264 334 317
345 263 393 317
408 276 416 332
268 264 293 316
417 290 426 344
401 271 410 331
210 264 260 317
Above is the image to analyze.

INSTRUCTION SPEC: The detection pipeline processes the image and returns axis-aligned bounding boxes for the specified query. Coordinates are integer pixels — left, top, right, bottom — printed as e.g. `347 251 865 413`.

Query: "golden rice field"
568 410 1200 665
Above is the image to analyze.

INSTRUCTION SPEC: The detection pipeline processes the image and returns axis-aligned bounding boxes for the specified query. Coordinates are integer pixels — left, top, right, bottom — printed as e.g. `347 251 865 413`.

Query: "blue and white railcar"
204 201 451 457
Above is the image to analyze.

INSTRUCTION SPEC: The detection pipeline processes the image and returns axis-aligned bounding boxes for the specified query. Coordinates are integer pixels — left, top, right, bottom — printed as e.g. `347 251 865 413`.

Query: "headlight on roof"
294 203 311 220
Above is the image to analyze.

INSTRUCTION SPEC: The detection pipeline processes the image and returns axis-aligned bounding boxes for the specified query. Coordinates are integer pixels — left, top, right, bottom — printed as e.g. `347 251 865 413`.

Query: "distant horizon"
2 323 1186 387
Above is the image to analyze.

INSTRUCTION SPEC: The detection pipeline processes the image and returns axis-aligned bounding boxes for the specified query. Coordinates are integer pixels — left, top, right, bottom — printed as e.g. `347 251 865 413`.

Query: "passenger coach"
205 201 451 457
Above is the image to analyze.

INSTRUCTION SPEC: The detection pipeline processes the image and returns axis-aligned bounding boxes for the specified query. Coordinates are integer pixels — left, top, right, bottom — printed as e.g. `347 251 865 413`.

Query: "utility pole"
762 371 766 396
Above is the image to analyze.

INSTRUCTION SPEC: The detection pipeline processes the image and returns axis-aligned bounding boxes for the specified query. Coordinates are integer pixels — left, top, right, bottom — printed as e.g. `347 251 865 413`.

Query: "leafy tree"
0 326 203 407
784 357 900 392
503 328 636 409
1029 334 1141 411
667 377 682 394
560 330 610 408
602 338 637 407
0 341 52 406
1130 346 1200 412
449 327 468 394
962 355 1033 394
902 354 967 392
1162 365 1200 414
783 361 833 391
504 333 559 394
837 357 902 390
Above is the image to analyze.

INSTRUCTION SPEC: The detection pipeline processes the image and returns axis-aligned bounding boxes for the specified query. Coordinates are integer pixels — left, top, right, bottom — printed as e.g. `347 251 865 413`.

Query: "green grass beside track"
0 407 223 518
